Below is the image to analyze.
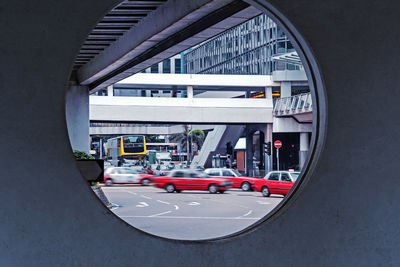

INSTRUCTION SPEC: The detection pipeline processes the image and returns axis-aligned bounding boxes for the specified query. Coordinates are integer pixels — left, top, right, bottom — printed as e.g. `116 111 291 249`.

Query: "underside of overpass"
2 0 400 266
71 0 263 91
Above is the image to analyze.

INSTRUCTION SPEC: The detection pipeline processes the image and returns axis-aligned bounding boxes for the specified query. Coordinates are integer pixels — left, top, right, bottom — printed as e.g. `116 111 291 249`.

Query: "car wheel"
105 179 113 186
165 184 175 193
241 182 251 191
261 186 270 197
208 184 218 194
141 178 150 186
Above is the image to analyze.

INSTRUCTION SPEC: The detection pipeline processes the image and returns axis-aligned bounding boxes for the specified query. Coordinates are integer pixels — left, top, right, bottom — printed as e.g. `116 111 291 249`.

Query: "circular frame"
75 0 327 243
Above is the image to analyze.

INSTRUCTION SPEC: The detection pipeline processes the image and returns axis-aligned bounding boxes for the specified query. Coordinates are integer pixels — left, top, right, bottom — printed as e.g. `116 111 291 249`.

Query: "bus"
106 135 147 166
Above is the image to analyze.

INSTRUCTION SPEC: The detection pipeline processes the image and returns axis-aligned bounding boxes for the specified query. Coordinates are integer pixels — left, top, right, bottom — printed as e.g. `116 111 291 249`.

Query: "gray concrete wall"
66 85 89 152
1 0 400 266
273 117 313 133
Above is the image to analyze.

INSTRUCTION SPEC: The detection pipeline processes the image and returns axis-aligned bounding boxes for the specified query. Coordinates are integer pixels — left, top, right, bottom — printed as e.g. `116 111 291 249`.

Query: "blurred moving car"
258 171 300 197
204 168 261 191
153 169 232 194
104 161 112 169
103 167 154 186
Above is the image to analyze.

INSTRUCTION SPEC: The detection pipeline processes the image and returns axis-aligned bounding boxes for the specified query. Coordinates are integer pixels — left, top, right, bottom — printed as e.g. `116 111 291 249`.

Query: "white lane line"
241 210 253 217
121 215 260 220
136 202 149 207
140 195 152 199
188 202 200 206
257 201 271 205
157 200 170 205
123 191 137 195
148 211 172 217
174 205 179 210
110 203 120 211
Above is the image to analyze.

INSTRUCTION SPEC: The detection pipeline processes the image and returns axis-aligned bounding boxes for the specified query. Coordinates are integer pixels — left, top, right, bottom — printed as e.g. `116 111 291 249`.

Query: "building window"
175 58 181 73
162 60 171 73
151 65 159 73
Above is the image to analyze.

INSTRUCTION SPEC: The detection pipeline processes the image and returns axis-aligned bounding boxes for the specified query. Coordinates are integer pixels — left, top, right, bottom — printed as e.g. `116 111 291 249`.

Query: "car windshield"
290 172 300 181
193 171 210 178
231 169 242 176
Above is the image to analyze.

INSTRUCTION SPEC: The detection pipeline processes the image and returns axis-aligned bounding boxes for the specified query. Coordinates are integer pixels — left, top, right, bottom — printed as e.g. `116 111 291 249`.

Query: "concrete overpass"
89 124 214 135
73 0 263 92
89 73 276 124
90 95 273 124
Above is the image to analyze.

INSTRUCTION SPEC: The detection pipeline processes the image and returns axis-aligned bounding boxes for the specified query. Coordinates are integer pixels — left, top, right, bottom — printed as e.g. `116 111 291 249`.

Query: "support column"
299 132 309 170
265 86 272 99
187 85 193 99
281 81 292 98
263 123 273 174
245 126 254 177
66 84 90 153
107 85 113 97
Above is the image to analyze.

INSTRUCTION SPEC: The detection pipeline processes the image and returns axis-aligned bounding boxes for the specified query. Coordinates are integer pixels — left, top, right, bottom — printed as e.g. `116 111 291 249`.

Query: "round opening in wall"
66 0 323 241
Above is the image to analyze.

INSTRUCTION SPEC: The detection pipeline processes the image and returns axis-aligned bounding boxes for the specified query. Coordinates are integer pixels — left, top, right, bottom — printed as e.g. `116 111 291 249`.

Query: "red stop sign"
274 140 282 149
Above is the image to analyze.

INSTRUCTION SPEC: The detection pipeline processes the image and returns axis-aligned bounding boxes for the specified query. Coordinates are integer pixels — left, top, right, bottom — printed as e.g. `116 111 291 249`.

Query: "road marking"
110 203 120 211
241 210 253 217
257 201 271 205
174 205 179 210
148 211 172 217
121 215 260 220
188 202 200 206
124 191 137 195
136 202 149 208
157 200 170 205
141 195 152 199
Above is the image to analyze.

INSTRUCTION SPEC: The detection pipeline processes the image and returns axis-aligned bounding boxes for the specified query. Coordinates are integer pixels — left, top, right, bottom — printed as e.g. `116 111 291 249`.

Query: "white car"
103 167 150 186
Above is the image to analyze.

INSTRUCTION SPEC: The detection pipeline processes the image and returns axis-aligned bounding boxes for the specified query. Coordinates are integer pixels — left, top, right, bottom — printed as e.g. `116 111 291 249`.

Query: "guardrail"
273 93 312 116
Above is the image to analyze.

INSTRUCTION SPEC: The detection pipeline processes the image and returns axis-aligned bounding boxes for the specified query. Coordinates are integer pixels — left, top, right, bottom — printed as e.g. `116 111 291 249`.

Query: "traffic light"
264 142 271 155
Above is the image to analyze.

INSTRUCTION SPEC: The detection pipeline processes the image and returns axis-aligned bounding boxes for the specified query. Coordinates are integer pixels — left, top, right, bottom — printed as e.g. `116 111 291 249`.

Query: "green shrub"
73 150 95 160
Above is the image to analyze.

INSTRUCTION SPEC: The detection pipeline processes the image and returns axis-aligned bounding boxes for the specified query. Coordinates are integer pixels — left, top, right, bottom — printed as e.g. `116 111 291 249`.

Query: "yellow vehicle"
106 135 147 166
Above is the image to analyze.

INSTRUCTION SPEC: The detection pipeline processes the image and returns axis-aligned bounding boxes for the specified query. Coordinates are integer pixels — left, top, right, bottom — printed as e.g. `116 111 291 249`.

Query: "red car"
254 171 300 197
153 170 232 193
104 167 154 186
204 168 261 191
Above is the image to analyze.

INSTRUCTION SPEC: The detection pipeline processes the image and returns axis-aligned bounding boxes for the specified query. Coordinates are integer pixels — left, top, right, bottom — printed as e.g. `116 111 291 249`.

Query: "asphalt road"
102 185 284 240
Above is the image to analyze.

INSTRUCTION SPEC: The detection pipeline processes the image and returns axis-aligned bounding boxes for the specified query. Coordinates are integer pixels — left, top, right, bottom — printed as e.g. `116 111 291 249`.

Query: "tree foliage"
169 126 205 151
73 150 95 160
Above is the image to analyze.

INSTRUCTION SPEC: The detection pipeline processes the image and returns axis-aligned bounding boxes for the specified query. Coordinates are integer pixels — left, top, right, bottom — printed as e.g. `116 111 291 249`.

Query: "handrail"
273 93 312 116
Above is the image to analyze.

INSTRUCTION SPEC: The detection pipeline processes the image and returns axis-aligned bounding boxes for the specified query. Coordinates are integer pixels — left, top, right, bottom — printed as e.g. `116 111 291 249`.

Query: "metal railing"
273 93 312 116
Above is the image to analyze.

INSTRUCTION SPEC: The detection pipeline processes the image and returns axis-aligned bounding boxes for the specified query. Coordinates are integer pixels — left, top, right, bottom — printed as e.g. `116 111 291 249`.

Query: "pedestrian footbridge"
90 96 273 124
273 92 312 122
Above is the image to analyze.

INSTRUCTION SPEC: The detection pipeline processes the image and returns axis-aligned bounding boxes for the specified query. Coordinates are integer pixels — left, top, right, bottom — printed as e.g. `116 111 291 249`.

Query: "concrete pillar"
265 86 272 99
281 81 292 98
245 126 254 176
187 85 193 99
107 85 113 97
66 84 90 153
263 123 273 174
171 58 175 74
299 132 309 170
245 89 251 98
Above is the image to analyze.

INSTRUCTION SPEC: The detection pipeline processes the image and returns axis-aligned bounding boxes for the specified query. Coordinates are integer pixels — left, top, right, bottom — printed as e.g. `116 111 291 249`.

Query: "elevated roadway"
90 96 273 124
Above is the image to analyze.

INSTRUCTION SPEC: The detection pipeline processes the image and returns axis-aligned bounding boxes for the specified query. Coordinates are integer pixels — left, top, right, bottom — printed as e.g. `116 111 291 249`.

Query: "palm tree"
169 125 205 163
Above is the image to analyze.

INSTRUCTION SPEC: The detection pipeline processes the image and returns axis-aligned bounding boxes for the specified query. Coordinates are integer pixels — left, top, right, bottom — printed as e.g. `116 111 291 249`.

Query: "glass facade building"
183 14 301 75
